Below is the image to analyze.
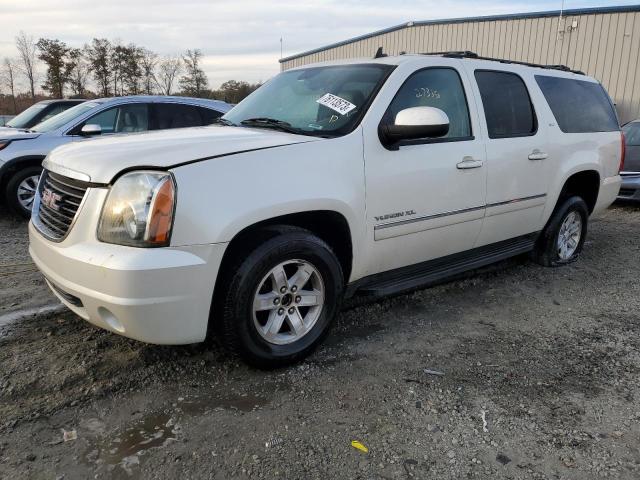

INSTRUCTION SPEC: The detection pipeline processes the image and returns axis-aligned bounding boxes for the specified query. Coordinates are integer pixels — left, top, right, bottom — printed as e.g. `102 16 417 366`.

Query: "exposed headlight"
98 171 176 247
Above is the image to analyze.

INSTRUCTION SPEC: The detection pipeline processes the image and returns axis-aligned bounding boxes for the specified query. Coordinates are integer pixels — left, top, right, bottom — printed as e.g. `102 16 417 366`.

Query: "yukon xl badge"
374 209 416 222
41 188 62 211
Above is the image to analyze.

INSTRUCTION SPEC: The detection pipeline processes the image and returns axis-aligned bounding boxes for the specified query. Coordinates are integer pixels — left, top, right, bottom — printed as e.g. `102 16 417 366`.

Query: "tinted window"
85 104 149 134
475 71 536 138
155 103 203 130
385 67 471 139
623 122 640 146
535 76 619 133
198 106 222 125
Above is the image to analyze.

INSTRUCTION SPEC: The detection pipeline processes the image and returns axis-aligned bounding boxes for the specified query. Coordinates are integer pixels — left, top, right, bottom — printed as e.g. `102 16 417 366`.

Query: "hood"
45 125 320 183
0 128 42 141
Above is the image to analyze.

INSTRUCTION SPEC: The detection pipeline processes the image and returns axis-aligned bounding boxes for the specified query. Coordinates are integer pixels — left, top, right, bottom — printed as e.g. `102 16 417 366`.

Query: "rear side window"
198 106 222 125
154 103 204 130
535 75 619 133
475 70 537 138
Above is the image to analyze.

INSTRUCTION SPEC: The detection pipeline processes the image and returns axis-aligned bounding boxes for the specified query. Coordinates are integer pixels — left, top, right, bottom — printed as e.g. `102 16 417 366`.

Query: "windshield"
223 64 394 136
623 122 640 146
32 101 102 133
6 103 47 128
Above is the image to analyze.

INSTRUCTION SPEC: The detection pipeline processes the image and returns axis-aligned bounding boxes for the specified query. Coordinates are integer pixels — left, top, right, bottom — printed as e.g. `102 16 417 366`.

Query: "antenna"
374 47 386 59
557 0 566 41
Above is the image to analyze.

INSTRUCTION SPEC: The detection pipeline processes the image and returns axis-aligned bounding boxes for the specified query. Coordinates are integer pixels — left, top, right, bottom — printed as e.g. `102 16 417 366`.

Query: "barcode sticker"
316 93 356 115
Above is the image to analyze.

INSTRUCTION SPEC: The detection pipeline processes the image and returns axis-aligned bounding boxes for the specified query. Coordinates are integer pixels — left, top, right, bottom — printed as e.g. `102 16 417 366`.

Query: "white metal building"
280 5 640 123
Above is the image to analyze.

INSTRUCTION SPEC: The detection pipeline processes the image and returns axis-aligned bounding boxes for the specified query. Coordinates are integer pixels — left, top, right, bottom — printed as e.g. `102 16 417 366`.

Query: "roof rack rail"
420 50 584 75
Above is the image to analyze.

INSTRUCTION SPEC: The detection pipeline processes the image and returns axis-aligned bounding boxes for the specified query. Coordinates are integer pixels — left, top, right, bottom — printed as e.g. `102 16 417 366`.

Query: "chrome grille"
33 170 89 240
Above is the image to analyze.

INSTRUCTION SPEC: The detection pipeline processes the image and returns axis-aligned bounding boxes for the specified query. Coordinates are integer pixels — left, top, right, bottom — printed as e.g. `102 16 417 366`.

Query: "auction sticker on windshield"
316 93 356 115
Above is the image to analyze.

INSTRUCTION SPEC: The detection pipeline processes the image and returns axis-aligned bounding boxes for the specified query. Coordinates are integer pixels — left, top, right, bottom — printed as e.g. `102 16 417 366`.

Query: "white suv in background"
29 52 623 368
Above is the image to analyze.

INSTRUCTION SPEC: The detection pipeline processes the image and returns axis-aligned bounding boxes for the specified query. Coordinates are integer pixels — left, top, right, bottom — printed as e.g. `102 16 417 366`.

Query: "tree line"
0 32 262 115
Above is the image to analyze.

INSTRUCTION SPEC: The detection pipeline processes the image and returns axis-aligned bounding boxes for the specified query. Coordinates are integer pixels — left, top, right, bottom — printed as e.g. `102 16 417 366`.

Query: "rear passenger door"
469 68 550 246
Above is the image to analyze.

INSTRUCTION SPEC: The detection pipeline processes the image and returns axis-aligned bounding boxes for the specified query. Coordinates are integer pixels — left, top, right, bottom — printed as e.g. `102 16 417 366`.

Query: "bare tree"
2 58 18 113
15 31 38 99
179 49 208 97
86 38 113 97
67 48 90 97
157 56 182 95
140 49 158 95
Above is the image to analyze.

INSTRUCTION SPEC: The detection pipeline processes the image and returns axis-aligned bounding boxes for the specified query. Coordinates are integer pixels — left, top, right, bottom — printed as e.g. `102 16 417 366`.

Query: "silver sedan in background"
0 96 232 217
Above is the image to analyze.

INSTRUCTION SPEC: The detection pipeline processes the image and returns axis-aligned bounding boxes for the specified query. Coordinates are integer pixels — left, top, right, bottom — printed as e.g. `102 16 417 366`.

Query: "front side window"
223 64 394 137
475 70 537 138
85 104 149 134
535 75 620 133
384 67 472 140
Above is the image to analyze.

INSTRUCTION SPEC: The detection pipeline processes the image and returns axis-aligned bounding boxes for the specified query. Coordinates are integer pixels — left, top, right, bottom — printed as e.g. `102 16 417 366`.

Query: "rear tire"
5 166 42 219
532 196 589 267
218 226 344 368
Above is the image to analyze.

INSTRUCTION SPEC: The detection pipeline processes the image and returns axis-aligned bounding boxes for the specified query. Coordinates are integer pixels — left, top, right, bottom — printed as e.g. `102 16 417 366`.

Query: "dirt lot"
1 204 639 480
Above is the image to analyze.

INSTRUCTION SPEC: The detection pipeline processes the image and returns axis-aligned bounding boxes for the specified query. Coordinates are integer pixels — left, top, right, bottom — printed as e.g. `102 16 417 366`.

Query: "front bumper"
618 174 640 201
29 215 227 345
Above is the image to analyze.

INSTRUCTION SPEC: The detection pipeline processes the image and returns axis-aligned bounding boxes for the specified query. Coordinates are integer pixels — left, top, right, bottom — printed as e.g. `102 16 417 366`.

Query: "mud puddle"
84 393 268 477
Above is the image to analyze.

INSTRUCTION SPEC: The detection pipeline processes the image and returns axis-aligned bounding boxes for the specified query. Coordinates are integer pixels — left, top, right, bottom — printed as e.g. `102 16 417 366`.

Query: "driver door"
363 64 487 275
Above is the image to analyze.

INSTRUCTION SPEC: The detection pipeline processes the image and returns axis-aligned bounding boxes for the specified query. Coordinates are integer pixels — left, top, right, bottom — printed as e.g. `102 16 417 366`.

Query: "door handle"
528 150 548 161
457 157 484 169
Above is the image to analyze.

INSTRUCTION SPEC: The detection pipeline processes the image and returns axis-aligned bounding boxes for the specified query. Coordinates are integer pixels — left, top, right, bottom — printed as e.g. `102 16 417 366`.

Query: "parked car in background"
0 99 86 132
29 53 622 368
0 96 232 217
0 115 15 126
618 120 640 201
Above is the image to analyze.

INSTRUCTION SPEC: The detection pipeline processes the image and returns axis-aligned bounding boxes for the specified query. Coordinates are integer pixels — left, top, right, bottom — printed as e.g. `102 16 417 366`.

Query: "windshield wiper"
212 117 237 127
240 117 302 134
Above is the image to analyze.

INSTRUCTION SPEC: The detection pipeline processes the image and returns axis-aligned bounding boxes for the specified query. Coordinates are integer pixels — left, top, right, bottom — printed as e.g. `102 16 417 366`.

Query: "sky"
0 0 637 91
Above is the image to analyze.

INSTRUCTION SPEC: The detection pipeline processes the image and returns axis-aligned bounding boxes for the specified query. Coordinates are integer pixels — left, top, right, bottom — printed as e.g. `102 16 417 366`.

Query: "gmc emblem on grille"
41 188 62 211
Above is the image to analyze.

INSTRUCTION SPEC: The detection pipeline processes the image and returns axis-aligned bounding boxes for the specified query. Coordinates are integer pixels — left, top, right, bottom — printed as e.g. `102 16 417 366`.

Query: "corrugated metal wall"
281 9 640 123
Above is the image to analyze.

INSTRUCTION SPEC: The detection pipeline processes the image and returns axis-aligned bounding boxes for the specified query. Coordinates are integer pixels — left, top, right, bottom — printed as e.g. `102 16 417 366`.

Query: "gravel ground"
1 204 639 480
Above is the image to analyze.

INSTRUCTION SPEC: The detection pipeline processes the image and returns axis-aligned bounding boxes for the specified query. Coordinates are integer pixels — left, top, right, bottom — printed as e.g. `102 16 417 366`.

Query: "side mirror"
379 107 449 147
80 124 102 136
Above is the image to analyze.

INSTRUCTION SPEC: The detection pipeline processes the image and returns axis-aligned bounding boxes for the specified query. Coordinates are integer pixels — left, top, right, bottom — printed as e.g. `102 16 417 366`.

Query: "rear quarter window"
535 75 619 133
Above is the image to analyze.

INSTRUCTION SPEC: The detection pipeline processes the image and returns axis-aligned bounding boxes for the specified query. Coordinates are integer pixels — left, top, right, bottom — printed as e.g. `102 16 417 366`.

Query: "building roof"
280 4 640 63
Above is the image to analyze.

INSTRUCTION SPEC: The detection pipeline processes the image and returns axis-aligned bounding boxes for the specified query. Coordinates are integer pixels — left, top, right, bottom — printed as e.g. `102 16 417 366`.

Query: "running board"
349 233 538 298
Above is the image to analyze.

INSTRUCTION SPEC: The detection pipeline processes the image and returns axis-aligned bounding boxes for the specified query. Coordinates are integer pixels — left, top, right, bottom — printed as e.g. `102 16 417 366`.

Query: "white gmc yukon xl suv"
29 53 623 367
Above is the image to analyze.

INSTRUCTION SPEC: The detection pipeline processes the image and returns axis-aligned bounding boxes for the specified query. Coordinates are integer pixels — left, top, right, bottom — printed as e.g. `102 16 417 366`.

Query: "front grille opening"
33 170 90 241
619 188 636 197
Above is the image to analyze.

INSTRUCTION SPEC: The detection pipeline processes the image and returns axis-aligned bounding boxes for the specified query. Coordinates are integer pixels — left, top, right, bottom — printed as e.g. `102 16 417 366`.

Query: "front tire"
218 227 344 368
5 166 42 218
532 196 589 267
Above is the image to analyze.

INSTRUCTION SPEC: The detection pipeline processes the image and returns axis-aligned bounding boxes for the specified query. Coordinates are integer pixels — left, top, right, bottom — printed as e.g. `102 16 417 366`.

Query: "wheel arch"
207 209 353 338
0 155 46 191
557 169 601 214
